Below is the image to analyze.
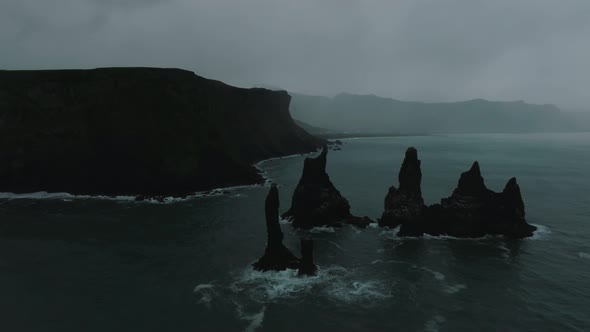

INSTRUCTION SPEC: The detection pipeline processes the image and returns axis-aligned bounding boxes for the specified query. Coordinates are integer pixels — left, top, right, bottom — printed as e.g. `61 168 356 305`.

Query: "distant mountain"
0 68 324 196
290 92 589 134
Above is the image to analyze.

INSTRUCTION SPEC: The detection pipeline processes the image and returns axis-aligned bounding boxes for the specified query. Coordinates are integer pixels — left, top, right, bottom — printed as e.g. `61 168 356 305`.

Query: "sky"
1 0 590 110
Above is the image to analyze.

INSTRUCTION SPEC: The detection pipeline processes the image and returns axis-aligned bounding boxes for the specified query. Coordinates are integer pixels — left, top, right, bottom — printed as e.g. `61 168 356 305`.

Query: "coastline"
0 150 320 204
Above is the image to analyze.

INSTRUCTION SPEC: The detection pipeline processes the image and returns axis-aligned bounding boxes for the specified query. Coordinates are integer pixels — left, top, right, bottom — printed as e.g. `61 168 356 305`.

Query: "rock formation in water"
0 68 324 196
382 148 537 238
379 147 426 228
282 146 372 228
253 184 301 271
298 238 317 276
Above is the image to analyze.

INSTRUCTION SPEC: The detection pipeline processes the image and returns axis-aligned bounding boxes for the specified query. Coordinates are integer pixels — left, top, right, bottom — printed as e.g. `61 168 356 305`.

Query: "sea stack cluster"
282 146 372 228
253 146 537 274
381 148 536 238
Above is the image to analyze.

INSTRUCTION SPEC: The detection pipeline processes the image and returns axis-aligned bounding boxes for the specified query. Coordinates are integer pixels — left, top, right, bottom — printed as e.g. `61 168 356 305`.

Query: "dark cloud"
1 0 589 109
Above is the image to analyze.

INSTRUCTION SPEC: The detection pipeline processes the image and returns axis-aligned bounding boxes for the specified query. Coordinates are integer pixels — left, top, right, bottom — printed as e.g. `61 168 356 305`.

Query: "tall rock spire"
379 147 425 228
253 184 300 271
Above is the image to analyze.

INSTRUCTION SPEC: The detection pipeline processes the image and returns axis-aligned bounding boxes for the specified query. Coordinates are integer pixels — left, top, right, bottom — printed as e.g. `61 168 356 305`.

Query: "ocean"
1 133 589 331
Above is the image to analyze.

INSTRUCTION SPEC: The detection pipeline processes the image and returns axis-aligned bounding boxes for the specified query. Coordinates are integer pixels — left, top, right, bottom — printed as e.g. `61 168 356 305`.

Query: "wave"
310 226 336 234
424 314 447 332
0 191 136 202
193 283 216 307
279 217 291 225
329 241 347 252
327 280 393 303
234 302 266 332
444 284 467 294
0 184 255 204
529 224 551 240
578 252 590 260
230 266 392 305
420 267 446 281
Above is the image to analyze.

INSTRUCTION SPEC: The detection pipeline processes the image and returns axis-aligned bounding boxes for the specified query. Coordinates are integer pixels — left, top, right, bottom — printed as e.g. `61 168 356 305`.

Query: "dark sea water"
1 133 589 332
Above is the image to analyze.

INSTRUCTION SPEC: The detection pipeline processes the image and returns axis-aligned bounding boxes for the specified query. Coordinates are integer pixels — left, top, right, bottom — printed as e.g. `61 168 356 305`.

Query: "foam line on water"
230 266 393 305
310 226 336 234
0 184 258 204
234 302 267 332
529 224 551 240
193 283 216 307
329 241 347 252
444 284 467 294
424 314 447 332
420 267 446 281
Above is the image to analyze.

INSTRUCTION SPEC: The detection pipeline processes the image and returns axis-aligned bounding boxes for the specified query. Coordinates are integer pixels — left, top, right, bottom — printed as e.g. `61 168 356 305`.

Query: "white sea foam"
235 302 266 332
230 266 392 305
444 284 467 294
230 268 329 302
309 226 336 233
378 228 400 240
371 260 384 265
421 267 446 281
497 244 510 259
193 283 216 307
243 307 266 332
0 191 137 202
368 222 379 229
329 241 347 252
327 280 393 303
278 217 291 225
424 315 446 332
578 252 590 259
0 181 263 204
529 224 551 240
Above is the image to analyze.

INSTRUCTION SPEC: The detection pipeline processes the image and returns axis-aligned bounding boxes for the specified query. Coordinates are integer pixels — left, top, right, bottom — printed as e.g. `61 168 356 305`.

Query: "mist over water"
1 133 589 331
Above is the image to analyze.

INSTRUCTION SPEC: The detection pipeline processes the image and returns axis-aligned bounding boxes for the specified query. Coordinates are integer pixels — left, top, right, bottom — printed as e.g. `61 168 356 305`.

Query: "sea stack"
298 238 317 276
253 184 300 271
379 147 426 228
382 148 537 238
282 146 372 228
424 163 537 238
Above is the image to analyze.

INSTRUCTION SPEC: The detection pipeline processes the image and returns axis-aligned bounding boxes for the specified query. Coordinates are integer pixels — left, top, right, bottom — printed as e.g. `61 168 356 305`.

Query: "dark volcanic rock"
383 148 537 238
253 184 301 271
297 238 318 276
379 147 426 228
452 161 493 198
283 146 373 228
0 68 324 196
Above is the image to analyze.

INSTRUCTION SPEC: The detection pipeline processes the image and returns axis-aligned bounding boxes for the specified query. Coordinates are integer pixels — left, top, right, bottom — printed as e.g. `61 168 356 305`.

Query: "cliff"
0 68 324 196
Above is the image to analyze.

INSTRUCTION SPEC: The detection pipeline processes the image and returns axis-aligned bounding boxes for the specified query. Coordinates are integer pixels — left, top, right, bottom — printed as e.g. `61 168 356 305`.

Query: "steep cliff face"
0 68 323 195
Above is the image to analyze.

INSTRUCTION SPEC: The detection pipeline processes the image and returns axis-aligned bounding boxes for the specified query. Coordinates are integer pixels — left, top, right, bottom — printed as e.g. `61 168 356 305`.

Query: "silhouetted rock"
452 161 493 198
298 238 317 276
383 148 537 238
283 146 373 228
379 147 426 228
253 185 300 271
0 68 324 196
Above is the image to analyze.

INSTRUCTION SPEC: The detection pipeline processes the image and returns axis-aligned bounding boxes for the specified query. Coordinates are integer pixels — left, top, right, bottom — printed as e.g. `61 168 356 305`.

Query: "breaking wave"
229 266 392 305
529 224 551 240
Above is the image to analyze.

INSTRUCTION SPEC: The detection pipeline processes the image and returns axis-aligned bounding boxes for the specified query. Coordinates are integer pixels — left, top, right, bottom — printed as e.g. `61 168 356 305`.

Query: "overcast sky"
1 0 589 110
